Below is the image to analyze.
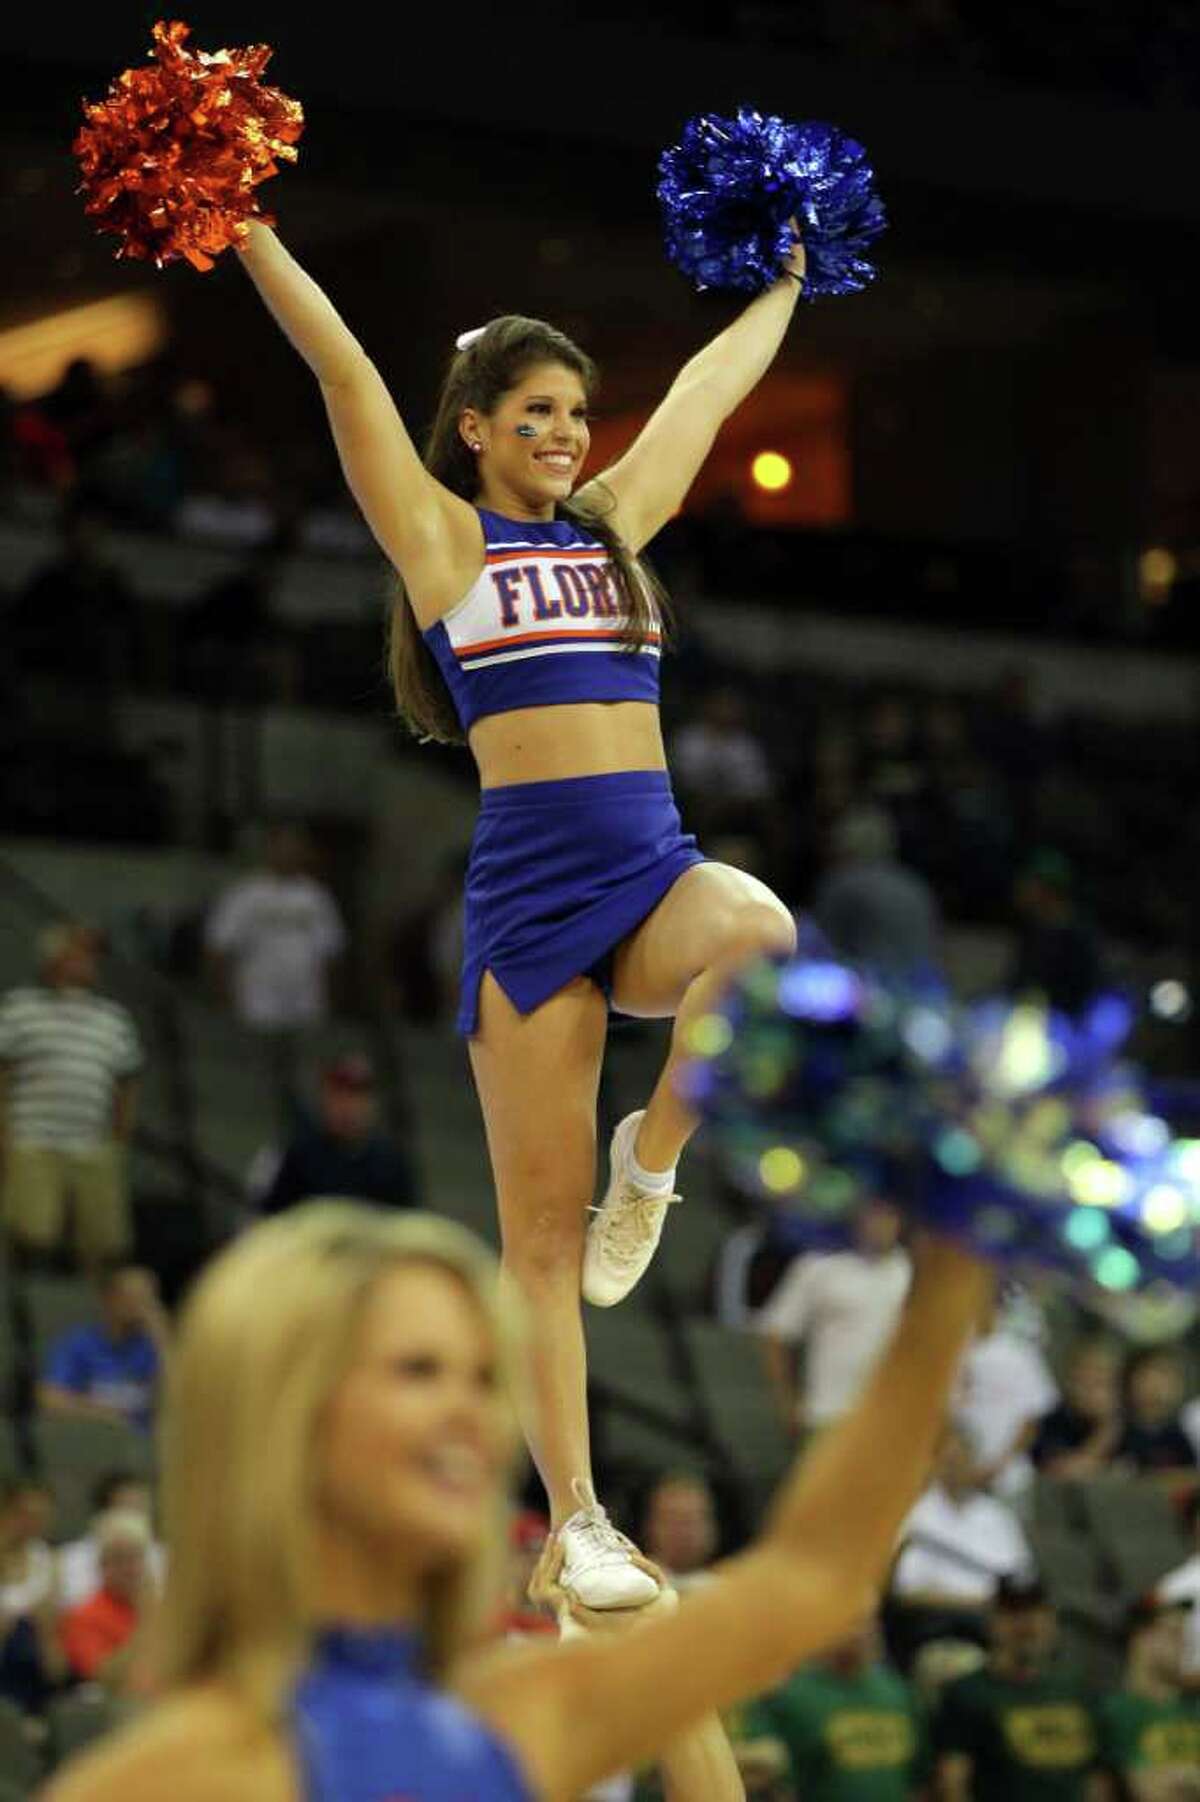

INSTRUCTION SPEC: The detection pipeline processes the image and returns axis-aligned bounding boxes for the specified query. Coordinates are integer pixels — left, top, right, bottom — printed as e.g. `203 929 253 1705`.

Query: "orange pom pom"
74 19 304 272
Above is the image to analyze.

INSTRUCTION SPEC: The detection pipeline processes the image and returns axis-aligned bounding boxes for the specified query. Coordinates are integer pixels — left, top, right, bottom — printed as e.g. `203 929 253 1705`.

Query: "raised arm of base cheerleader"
234 222 480 615
577 232 805 554
458 1234 992 1802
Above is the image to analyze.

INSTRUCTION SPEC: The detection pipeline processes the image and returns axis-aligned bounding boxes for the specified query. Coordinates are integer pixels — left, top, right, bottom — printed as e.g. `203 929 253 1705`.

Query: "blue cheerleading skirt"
458 769 705 1036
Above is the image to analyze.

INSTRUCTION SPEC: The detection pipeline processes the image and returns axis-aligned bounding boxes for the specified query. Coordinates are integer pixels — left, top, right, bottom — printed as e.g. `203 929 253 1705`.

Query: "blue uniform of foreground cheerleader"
294 1627 531 1802
423 506 704 1035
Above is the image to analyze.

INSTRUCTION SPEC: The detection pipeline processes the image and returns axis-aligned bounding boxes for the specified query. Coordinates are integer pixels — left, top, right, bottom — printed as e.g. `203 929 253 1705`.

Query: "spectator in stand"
1156 1493 1200 1694
669 686 775 840
0 1475 66 1716
1097 1597 1200 1801
744 1616 928 1802
640 1473 719 1593
811 804 940 978
1008 850 1106 1017
59 1510 156 1695
8 503 141 691
246 1053 421 1217
204 823 347 1115
57 1471 166 1611
1118 1348 1200 1478
951 1287 1059 1496
888 1422 1036 1666
1031 1338 1124 1479
37 1263 168 1435
933 1578 1099 1802
37 358 114 473
0 922 143 1273
757 1199 911 1434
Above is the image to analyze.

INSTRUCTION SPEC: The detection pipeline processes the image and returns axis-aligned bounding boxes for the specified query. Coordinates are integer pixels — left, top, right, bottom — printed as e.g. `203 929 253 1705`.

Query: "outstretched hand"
528 1531 676 1637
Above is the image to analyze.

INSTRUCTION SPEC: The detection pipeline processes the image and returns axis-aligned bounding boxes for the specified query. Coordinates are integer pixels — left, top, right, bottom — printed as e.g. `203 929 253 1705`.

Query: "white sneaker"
557 1480 660 1611
582 1111 680 1308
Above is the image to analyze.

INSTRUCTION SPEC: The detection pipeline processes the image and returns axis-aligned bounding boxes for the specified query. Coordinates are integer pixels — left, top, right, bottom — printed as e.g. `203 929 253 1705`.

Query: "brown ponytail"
385 316 670 744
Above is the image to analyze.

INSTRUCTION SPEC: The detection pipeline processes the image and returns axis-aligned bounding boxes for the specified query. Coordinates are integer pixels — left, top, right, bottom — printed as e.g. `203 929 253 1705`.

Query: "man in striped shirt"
0 922 143 1270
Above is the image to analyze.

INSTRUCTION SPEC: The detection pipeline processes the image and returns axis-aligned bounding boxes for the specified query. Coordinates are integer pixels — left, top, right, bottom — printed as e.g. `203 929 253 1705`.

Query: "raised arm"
578 237 804 554
235 223 478 615
461 1235 993 1801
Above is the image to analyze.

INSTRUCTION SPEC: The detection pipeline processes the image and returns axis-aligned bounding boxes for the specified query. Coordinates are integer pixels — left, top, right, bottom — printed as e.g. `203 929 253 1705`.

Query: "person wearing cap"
933 1577 1100 1802
1008 850 1105 1019
1096 1596 1200 1800
0 922 143 1270
247 1053 421 1217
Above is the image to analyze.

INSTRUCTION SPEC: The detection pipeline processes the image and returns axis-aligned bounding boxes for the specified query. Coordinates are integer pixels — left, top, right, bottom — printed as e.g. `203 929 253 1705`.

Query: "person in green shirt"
743 1616 929 1801
1097 1595 1200 1802
933 1576 1102 1802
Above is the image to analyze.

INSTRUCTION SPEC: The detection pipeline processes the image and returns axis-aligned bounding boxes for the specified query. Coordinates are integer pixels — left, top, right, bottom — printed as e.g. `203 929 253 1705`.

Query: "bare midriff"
470 701 667 789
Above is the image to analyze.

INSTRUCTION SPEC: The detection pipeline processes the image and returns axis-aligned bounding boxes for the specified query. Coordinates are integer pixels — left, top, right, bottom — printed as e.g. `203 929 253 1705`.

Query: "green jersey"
934 1667 1099 1802
1098 1690 1200 1775
745 1662 927 1801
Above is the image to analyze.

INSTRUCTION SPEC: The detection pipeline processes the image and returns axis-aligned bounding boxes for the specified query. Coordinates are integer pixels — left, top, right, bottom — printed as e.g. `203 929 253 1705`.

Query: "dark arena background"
2 4 1200 1796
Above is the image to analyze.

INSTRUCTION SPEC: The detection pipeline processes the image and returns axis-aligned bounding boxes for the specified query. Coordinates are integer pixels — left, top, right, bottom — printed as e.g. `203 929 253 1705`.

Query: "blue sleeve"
45 1329 89 1392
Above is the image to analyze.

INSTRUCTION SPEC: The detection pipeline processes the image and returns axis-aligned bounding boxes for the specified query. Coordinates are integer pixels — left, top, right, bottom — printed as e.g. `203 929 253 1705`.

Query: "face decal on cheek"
515 424 539 438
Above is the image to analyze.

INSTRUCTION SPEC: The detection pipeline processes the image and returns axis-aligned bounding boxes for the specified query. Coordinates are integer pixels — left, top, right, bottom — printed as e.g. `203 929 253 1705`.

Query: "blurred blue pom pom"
682 948 1200 1294
656 108 886 298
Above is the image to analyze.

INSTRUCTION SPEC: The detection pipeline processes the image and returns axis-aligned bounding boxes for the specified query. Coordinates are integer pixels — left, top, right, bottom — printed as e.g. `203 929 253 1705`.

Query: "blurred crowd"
3 350 1197 975
3 333 1200 1790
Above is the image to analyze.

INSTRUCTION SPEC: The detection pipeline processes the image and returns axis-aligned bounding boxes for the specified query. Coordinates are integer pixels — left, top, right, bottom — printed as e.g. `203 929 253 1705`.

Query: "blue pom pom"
685 953 1200 1295
656 108 887 299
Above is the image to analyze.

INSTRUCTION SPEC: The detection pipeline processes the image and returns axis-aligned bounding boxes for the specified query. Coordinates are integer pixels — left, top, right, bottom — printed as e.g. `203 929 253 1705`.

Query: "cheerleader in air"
45 1201 991 1802
74 23 886 1611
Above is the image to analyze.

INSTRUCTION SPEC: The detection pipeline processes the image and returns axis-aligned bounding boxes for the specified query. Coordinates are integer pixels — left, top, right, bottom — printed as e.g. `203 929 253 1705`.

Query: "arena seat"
1078 1477 1190 1597
47 1692 126 1766
0 1698 42 1791
682 1320 791 1487
30 1417 155 1542
18 1278 97 1370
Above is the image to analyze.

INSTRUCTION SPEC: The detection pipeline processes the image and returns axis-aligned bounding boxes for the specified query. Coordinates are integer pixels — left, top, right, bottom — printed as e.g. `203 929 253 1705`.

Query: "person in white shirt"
755 1199 911 1432
888 1419 1036 1664
204 824 346 1116
1155 1491 1200 1689
951 1288 1058 1497
205 825 347 1032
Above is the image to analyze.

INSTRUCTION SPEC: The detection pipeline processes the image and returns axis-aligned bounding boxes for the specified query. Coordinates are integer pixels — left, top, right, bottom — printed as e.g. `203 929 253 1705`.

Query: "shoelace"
562 1479 638 1567
588 1185 681 1273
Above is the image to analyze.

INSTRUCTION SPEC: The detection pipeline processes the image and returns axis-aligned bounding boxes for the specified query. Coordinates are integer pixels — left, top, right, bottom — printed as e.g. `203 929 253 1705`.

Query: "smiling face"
462 359 591 520
316 1262 509 1580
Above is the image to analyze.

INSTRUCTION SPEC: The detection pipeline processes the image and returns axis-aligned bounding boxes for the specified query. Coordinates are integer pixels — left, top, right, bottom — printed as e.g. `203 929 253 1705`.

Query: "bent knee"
717 898 797 967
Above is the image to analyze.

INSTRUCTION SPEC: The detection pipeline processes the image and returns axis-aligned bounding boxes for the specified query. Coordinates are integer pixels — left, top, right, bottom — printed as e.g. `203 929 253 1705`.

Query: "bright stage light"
751 451 792 492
